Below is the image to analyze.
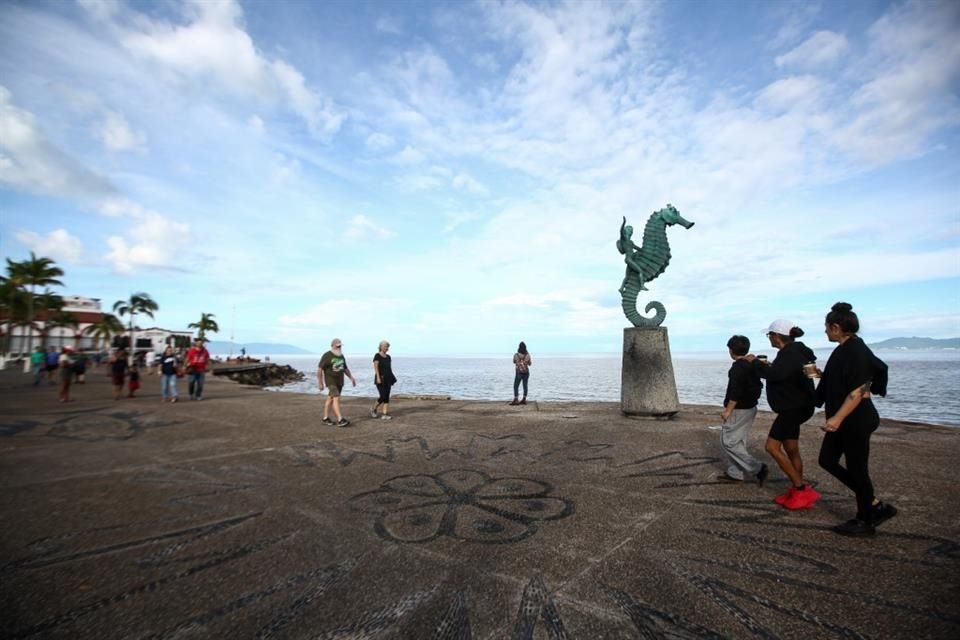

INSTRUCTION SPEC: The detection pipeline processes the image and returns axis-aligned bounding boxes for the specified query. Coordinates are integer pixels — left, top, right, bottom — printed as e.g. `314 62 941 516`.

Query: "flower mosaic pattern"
348 468 575 544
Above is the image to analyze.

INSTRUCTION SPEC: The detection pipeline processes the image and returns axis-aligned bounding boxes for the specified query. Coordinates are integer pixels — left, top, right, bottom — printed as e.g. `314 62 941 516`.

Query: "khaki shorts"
327 384 343 398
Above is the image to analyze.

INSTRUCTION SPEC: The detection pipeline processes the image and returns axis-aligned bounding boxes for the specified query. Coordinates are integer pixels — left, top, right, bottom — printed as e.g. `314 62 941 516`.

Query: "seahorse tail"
621 288 666 327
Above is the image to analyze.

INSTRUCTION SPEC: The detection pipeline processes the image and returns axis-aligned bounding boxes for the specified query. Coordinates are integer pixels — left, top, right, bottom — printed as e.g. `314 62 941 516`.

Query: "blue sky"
1 0 958 354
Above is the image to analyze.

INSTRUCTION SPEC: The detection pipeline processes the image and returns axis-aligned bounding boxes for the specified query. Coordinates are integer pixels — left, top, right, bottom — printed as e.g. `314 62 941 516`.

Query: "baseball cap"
764 319 795 336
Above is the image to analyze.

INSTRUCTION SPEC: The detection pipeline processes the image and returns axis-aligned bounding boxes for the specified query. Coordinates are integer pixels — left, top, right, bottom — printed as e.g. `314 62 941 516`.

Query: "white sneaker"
369 410 378 418
381 414 393 420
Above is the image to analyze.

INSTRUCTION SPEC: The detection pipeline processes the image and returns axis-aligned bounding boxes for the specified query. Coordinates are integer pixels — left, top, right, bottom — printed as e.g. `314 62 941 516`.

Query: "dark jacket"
756 341 816 413
724 359 762 409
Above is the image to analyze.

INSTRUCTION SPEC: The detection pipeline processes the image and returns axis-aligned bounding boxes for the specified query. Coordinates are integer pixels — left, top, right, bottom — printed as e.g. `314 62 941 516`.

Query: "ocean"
246 350 960 428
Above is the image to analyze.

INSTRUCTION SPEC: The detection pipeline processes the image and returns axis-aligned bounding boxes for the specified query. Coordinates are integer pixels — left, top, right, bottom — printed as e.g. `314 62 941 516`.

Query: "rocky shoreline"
212 363 305 387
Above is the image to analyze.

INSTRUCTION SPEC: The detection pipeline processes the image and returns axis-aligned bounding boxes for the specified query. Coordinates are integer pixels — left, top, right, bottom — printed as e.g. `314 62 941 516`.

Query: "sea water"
253 350 959 427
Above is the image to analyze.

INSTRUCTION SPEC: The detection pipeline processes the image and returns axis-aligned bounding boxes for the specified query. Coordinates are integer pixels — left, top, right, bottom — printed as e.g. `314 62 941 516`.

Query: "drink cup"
803 362 818 378
756 355 768 362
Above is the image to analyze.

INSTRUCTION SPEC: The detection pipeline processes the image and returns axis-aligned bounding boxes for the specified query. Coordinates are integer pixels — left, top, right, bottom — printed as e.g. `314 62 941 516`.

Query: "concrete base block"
621 326 680 418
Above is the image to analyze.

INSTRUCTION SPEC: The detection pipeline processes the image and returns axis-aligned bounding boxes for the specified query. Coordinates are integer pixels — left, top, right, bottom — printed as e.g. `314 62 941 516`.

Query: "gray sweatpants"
722 407 763 480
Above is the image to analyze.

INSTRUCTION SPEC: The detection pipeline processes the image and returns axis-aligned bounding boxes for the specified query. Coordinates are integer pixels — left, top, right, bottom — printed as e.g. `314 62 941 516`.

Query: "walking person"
30 345 45 386
318 338 355 427
370 340 397 420
45 346 59 384
127 364 141 397
719 335 768 484
510 341 532 405
816 302 896 536
57 346 74 403
160 346 179 403
109 349 129 400
186 338 211 400
753 319 820 510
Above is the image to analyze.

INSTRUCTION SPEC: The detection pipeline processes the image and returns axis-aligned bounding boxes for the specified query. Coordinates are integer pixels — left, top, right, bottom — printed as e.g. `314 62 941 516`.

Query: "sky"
1 0 958 355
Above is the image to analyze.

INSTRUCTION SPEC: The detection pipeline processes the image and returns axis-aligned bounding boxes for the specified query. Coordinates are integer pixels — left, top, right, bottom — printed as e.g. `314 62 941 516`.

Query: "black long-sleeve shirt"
756 341 816 413
724 359 762 408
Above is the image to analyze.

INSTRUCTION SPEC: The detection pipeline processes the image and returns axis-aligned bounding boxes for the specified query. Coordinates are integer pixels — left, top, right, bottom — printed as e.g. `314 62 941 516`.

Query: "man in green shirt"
30 346 45 386
317 338 356 427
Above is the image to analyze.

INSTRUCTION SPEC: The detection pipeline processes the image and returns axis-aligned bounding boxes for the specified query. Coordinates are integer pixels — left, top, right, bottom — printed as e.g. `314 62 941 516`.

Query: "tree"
83 314 125 352
188 312 219 341
17 253 64 361
1 261 28 359
46 310 79 350
113 292 159 362
34 290 65 349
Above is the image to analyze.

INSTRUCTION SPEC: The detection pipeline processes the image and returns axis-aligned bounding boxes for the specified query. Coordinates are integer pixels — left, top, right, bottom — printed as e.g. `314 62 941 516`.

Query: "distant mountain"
869 337 960 350
205 340 310 354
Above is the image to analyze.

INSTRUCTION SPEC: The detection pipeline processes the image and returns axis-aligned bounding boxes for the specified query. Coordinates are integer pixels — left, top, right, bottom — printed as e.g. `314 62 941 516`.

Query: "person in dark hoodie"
719 335 767 484
816 302 895 537
752 319 819 510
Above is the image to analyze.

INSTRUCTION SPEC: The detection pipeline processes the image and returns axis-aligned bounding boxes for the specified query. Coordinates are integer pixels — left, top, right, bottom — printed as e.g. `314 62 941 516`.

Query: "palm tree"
83 314 125 352
188 312 219 341
19 253 64 356
113 292 159 361
0 278 29 360
2 258 28 361
46 310 79 350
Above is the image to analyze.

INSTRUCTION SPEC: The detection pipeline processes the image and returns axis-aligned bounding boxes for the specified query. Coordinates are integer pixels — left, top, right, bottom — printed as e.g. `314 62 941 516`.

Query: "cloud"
105 210 191 273
375 15 403 35
775 30 849 69
452 172 489 196
393 145 426 164
0 86 116 200
98 110 147 151
14 228 86 264
105 0 345 140
346 214 393 241
365 132 394 151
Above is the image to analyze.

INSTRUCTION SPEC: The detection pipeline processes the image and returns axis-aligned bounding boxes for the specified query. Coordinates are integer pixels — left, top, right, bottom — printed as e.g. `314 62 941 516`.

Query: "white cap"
764 319 795 336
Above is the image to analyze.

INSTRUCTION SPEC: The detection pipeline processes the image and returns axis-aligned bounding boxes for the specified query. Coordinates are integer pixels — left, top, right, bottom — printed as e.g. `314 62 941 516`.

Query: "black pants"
376 383 392 405
818 417 878 520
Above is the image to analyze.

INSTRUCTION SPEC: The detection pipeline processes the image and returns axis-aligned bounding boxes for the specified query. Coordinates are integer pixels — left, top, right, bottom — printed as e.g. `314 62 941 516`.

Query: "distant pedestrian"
186 338 211 400
753 320 820 510
110 349 129 400
160 346 179 403
128 364 141 397
719 335 768 484
57 346 74 402
45 346 59 384
72 352 87 383
30 345 45 386
510 341 532 405
370 340 397 420
816 302 896 536
318 338 355 427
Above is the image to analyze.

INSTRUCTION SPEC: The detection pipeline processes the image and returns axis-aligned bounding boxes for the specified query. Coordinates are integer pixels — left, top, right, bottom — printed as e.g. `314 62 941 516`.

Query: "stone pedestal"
621 326 680 418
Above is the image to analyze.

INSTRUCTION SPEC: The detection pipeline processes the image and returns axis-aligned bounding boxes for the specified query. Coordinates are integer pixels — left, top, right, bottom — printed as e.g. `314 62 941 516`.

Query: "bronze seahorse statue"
616 204 694 327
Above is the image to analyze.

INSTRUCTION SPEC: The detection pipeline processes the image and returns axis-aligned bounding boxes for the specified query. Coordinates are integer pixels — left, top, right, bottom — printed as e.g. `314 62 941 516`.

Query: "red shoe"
783 485 820 510
774 486 796 505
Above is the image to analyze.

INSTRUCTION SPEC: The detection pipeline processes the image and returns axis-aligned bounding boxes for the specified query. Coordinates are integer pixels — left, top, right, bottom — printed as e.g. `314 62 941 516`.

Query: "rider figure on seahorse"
616 204 694 327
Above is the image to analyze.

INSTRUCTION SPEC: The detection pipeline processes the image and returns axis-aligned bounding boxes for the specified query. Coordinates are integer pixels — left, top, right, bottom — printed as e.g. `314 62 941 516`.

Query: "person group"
717 302 894 537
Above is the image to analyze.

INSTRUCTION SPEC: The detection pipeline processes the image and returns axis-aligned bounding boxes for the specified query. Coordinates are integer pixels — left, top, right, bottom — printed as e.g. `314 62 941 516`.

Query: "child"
719 335 768 484
128 365 141 398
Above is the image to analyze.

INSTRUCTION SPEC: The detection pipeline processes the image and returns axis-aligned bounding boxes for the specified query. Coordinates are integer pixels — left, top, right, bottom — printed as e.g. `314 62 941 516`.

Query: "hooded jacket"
757 340 816 413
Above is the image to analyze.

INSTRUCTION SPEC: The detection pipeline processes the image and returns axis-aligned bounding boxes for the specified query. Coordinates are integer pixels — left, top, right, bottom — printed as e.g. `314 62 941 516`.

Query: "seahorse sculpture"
616 204 694 327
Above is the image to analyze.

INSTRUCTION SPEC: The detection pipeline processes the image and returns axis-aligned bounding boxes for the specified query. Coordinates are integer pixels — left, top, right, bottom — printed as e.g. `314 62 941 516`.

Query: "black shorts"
768 406 814 441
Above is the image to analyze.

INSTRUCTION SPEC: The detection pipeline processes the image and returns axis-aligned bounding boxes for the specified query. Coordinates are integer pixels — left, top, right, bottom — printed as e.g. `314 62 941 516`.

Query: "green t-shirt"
31 351 45 366
318 350 348 388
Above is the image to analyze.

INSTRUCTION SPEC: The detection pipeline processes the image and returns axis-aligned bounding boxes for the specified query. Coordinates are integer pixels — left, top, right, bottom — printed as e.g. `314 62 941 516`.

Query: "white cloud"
15 228 85 264
775 30 849 69
109 0 345 140
98 110 147 151
105 211 191 273
393 145 426 164
0 86 115 200
365 132 394 151
754 75 822 112
345 214 393 241
248 114 265 132
375 15 403 35
452 172 489 196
